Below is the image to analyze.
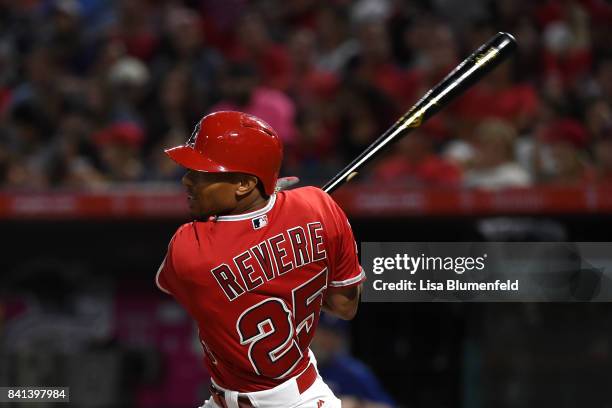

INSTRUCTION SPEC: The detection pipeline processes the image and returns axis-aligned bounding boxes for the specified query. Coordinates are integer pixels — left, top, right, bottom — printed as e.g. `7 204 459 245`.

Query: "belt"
209 388 253 408
209 364 317 408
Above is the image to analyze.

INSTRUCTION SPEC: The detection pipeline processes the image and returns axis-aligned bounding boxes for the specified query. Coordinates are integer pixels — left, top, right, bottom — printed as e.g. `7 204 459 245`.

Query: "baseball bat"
322 32 517 194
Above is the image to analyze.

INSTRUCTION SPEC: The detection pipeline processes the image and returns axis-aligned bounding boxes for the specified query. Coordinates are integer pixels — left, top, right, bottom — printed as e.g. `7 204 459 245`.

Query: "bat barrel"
322 32 517 194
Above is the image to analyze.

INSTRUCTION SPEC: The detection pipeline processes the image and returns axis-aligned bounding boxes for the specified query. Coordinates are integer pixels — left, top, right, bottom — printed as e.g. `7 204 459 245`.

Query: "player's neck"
229 191 269 216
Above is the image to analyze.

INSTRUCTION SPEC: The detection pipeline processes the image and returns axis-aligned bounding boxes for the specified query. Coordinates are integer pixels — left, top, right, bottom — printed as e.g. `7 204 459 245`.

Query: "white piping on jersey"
216 194 277 221
155 259 172 294
329 267 366 287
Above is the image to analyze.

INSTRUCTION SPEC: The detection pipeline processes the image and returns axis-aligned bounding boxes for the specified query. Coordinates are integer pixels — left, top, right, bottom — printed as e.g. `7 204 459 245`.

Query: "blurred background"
1 0 612 407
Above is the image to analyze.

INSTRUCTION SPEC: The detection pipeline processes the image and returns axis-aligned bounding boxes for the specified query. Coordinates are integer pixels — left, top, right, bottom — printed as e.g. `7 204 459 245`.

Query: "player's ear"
235 174 258 197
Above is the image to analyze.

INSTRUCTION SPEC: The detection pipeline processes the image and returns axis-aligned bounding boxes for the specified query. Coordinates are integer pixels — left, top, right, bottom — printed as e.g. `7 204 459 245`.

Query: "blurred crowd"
1 0 612 191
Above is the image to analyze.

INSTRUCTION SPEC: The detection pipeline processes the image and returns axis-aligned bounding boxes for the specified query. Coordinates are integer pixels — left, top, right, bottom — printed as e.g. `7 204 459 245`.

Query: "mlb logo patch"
252 215 268 230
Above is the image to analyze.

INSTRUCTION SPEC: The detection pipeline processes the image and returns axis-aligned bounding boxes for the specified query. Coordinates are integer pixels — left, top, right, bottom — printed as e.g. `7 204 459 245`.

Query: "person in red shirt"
594 130 612 184
157 111 365 408
535 118 594 185
228 12 292 91
372 128 462 187
211 63 297 146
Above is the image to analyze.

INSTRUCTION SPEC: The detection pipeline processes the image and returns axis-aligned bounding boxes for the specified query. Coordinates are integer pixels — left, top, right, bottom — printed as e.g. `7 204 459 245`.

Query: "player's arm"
322 283 362 320
156 257 172 294
156 229 183 296
317 187 366 320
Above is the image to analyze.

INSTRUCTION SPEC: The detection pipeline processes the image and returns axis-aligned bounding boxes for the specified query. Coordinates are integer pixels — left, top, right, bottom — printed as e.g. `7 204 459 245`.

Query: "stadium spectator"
452 59 540 137
311 313 396 408
44 0 89 76
346 19 411 107
145 65 201 149
534 118 593 185
335 80 398 162
106 56 150 124
210 63 297 145
94 121 145 182
286 106 341 184
151 5 222 109
228 11 292 91
3 100 55 189
314 6 359 74
593 130 612 184
371 128 462 187
287 28 340 107
584 98 612 140
112 0 159 62
590 56 612 103
463 119 532 190
46 105 106 188
540 1 592 92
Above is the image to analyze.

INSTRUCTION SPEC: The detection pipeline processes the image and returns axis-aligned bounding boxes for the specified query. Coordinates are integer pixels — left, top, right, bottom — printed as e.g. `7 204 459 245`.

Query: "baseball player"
156 111 365 408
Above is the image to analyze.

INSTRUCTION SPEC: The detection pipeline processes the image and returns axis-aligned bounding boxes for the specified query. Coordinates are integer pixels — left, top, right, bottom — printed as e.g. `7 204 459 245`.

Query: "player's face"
182 171 241 219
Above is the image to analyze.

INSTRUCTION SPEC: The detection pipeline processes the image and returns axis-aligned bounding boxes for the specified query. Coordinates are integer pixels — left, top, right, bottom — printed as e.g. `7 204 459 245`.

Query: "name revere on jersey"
156 186 365 392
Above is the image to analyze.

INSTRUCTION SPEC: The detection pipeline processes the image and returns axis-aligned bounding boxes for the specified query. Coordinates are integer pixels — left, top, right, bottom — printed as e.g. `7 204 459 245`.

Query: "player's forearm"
322 302 357 320
322 284 362 320
321 300 338 317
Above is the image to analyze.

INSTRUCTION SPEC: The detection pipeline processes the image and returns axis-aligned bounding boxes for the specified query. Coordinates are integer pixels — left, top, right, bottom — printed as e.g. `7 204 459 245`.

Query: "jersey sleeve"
318 189 365 288
155 233 180 295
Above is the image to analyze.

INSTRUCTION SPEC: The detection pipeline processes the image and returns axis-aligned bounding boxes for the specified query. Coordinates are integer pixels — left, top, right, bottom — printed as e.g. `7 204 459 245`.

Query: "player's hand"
275 176 300 192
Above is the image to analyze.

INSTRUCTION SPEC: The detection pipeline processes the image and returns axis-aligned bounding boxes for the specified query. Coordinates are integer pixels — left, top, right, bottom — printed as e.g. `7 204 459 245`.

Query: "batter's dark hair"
256 179 269 198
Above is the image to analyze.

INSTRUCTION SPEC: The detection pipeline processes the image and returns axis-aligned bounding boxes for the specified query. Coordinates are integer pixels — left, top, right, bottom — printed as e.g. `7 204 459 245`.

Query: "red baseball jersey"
156 186 365 392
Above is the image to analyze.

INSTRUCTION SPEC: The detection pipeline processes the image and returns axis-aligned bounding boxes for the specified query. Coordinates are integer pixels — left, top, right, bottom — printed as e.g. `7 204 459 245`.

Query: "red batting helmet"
164 111 283 196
